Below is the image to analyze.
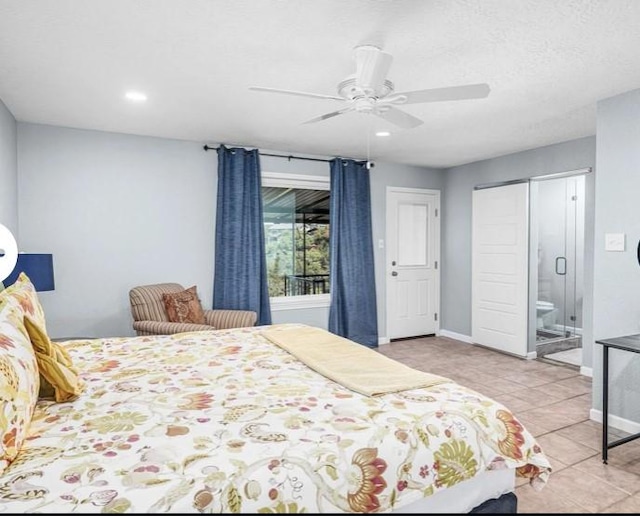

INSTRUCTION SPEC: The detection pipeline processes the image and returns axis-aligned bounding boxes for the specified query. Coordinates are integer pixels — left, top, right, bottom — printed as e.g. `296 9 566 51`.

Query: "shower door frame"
528 169 588 352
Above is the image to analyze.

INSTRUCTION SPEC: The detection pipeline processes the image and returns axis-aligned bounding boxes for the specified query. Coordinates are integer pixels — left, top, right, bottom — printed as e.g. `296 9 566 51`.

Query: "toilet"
536 300 556 328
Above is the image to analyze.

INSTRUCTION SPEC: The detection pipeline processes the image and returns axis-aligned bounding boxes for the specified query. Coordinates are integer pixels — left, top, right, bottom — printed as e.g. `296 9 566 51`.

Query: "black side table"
596 334 640 463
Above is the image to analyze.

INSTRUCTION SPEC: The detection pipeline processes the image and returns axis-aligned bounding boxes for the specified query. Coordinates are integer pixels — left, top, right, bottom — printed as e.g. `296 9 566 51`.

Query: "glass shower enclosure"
530 174 585 359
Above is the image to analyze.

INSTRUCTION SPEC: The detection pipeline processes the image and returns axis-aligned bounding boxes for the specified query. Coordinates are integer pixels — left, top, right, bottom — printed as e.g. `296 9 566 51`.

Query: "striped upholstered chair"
129 283 257 336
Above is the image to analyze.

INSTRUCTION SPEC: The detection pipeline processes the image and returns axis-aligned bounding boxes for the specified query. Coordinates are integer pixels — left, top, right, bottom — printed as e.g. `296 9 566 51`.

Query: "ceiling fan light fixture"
125 90 147 103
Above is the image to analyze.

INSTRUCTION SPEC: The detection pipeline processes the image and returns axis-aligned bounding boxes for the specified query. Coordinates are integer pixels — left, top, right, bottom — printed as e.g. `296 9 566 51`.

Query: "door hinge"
434 261 438 269
434 313 438 321
570 315 576 322
571 195 577 201
435 208 439 217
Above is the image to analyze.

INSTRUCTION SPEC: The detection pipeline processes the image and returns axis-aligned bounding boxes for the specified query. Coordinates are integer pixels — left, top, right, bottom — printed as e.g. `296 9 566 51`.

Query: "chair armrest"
203 309 257 329
133 320 215 336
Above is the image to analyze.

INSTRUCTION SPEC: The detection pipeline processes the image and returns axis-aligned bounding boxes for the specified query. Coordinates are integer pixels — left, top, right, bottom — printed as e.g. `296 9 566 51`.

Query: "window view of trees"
263 186 330 298
265 223 330 297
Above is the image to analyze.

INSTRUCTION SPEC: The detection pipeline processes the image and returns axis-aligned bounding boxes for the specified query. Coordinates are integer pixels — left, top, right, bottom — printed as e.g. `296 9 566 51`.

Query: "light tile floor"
377 335 640 513
544 347 583 367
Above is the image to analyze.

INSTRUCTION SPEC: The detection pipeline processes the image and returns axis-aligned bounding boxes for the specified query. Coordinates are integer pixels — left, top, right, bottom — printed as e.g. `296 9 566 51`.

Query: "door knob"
391 271 398 276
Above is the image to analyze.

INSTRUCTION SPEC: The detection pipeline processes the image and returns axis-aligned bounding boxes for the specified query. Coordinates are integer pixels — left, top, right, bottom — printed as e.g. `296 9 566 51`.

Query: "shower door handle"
555 256 567 276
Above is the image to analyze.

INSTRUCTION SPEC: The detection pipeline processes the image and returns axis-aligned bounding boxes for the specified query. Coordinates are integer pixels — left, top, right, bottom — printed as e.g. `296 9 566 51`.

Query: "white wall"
370 162 444 341
0 98 17 236
17 123 442 339
18 123 216 338
593 88 640 422
441 136 596 366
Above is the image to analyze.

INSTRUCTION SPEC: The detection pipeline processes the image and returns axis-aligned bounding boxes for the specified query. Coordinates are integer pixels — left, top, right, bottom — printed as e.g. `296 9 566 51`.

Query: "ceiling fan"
250 45 490 130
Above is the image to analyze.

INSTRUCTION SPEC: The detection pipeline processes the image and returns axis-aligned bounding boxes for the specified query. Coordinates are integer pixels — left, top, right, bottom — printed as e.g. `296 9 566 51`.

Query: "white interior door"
472 182 529 357
386 188 440 340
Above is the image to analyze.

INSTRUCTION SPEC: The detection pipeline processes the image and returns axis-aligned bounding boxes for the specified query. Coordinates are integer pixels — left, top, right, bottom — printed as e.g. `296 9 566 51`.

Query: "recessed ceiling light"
125 91 147 102
376 131 391 137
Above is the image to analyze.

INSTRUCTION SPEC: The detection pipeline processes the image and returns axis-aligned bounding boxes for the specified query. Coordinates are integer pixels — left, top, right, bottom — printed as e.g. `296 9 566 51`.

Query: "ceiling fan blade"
249 86 344 101
375 106 424 129
395 83 491 104
303 107 355 125
354 45 393 93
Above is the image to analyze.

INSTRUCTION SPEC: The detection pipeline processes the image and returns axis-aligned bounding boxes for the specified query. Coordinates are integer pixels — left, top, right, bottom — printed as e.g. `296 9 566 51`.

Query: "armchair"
129 283 257 336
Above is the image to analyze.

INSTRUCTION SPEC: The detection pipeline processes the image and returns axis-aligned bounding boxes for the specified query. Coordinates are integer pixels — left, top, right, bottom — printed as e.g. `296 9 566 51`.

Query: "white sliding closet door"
472 182 529 357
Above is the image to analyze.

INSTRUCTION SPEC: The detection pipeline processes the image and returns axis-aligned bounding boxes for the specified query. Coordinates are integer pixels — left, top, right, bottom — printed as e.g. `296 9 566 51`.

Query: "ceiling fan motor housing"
337 77 395 102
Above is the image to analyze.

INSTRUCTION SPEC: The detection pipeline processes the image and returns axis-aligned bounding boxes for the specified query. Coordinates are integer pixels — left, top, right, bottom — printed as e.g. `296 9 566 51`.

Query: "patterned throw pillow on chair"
161 286 206 324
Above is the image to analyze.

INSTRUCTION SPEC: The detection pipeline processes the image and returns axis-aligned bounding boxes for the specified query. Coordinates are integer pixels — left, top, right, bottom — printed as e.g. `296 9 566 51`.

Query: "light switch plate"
605 233 625 252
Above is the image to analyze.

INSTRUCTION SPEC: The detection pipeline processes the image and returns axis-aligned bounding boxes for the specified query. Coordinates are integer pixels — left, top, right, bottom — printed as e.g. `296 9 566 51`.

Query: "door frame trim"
385 186 441 340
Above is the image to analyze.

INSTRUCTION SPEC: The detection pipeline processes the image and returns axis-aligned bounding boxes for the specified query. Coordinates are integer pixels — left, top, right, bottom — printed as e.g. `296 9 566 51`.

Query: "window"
262 173 330 309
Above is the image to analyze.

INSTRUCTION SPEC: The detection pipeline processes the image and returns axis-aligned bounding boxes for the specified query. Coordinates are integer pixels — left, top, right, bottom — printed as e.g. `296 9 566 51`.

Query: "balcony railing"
284 274 330 296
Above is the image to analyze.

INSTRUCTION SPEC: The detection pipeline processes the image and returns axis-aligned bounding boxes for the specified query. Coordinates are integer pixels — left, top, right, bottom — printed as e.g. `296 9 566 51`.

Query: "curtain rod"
203 144 372 166
203 144 331 163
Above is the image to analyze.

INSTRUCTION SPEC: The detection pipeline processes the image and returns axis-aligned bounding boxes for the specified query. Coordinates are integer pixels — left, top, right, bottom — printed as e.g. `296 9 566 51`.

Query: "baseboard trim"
590 409 640 435
378 337 390 346
580 366 593 378
439 329 473 344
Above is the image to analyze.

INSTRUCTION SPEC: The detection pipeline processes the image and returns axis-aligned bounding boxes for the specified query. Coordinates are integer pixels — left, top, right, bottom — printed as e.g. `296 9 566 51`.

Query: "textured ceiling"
1 0 639 168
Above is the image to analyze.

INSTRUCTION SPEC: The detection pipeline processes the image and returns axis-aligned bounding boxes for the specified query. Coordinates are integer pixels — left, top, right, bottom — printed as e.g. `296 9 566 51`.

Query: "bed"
0 314 551 513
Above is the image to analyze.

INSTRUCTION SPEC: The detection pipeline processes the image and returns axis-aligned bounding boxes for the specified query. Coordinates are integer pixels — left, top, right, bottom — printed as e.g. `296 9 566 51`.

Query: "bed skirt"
470 492 517 513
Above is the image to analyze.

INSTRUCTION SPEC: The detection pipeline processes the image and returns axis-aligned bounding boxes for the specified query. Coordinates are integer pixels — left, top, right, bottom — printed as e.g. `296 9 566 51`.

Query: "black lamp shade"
4 253 55 292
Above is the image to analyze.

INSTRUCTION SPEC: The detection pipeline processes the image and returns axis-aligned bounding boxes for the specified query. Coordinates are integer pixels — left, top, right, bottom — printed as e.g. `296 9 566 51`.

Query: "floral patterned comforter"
0 324 550 513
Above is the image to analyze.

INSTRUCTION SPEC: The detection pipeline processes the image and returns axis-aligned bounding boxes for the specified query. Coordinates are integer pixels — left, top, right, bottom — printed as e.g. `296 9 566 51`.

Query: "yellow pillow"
23 316 84 403
0 295 40 473
2 272 83 402
1 272 47 330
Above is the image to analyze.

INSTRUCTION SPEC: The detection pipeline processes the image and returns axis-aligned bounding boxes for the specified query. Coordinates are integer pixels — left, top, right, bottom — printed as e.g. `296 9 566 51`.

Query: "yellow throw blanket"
261 325 450 397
